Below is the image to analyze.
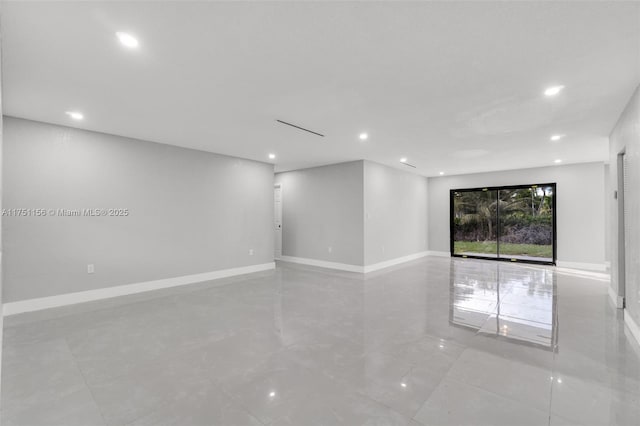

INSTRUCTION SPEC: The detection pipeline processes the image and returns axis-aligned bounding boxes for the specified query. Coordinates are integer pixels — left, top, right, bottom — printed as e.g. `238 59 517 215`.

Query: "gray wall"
428 162 606 266
275 161 364 266
0 34 4 394
275 160 428 268
609 85 640 326
3 117 274 302
364 161 428 265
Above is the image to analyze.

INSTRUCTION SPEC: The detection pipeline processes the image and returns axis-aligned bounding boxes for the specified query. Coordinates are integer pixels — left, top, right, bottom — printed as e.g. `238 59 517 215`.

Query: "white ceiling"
2 1 639 176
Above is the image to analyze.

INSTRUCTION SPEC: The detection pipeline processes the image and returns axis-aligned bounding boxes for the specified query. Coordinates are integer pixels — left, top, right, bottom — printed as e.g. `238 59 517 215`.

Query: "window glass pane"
498 186 553 263
452 189 498 258
451 184 555 264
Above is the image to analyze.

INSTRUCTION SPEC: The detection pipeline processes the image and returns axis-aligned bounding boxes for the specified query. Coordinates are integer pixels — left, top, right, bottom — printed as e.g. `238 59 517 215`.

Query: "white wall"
363 161 428 265
3 117 274 303
275 160 429 270
275 161 364 266
428 162 606 269
0 32 4 394
609 85 640 334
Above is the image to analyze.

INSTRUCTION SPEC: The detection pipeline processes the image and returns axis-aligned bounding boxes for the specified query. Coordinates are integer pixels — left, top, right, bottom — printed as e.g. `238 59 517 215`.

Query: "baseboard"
608 285 624 309
556 260 607 272
279 256 364 273
364 251 429 273
624 310 640 346
427 251 451 258
280 252 431 274
3 262 276 316
424 254 606 271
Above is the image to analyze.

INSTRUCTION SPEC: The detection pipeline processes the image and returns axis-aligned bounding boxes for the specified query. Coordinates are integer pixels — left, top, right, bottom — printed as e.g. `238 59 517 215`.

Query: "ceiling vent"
276 120 324 137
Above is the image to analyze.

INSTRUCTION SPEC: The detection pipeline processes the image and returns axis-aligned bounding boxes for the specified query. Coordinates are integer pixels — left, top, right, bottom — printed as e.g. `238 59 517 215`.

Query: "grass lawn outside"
454 241 552 258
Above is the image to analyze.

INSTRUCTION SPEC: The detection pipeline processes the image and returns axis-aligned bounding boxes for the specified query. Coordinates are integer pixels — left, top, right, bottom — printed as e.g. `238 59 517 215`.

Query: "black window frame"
449 183 557 266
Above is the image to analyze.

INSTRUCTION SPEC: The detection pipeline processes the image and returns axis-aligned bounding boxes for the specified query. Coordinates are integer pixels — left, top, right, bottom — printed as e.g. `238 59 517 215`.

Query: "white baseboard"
624 309 640 347
280 256 364 273
280 251 431 274
425 254 606 272
364 251 429 273
3 262 276 317
608 285 624 309
556 260 607 272
427 251 451 258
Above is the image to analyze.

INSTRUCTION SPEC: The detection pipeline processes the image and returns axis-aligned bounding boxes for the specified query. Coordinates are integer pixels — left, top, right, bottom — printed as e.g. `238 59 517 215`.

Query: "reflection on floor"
2 257 639 425
451 261 557 349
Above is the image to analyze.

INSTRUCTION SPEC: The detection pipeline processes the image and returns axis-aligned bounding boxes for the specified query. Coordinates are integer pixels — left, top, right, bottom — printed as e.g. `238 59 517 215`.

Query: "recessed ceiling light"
269 391 276 398
439 171 445 175
550 134 565 142
65 111 84 120
544 85 565 97
268 153 276 160
554 159 562 164
116 32 139 48
400 157 407 163
400 382 407 388
359 133 368 140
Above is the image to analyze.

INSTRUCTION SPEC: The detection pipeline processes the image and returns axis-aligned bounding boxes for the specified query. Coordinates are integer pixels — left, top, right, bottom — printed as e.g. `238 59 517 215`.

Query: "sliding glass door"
451 189 499 258
451 184 556 265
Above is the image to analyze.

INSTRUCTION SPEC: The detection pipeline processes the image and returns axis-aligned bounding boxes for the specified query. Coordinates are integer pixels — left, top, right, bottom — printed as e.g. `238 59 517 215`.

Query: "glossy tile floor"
2 257 639 425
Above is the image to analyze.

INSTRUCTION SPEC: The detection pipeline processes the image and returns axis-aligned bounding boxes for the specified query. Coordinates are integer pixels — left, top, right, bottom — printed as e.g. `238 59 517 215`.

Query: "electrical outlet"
328 246 332 253
249 249 254 256
87 264 95 274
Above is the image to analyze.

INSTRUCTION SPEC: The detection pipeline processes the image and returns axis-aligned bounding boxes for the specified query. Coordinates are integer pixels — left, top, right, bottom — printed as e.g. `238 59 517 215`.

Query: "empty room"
0 1 639 425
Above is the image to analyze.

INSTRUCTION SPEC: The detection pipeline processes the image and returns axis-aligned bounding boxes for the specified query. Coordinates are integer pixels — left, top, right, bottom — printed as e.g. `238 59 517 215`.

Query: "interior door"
274 184 282 260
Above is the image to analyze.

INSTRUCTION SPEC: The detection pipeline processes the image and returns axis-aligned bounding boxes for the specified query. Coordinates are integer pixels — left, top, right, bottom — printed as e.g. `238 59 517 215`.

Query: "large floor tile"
1 387 105 426
271 388 412 426
223 362 338 424
1 339 89 417
446 347 553 411
549 374 640 426
127 386 262 426
180 329 285 386
2 258 640 425
86 355 212 426
360 364 447 418
413 377 550 426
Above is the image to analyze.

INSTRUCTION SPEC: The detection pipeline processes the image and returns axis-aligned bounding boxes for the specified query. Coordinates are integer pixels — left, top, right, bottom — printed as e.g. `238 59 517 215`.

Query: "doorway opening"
617 151 627 308
450 183 557 265
274 184 282 260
